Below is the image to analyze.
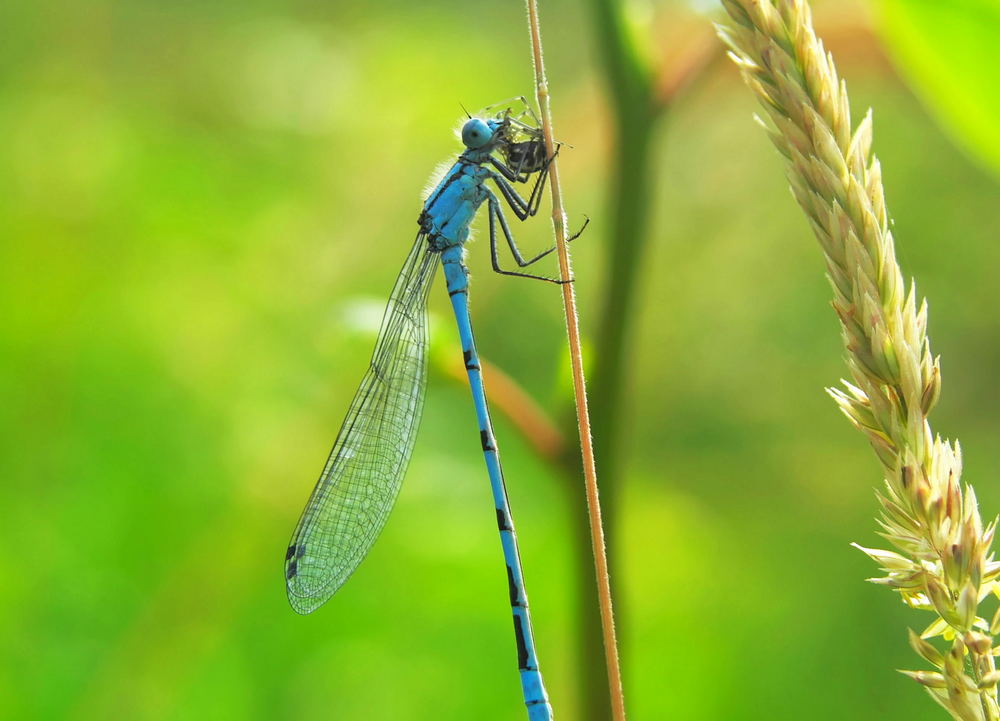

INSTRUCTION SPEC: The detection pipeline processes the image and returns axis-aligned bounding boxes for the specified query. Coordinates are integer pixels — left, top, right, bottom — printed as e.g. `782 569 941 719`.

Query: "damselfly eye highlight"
461 118 493 149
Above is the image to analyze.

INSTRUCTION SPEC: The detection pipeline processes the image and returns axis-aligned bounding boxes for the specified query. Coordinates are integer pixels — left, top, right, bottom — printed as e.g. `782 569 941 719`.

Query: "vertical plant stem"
581 5 664 715
524 2 627 720
587 0 661 534
588 120 656 529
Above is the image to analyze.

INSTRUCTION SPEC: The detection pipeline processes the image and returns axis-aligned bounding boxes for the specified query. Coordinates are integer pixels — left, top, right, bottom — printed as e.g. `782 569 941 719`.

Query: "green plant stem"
586 0 661 533
575 5 725 719
589 115 657 529
577 2 662 718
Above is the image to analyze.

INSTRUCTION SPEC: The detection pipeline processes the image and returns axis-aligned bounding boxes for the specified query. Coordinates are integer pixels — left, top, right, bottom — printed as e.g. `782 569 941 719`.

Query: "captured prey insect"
284 98 583 720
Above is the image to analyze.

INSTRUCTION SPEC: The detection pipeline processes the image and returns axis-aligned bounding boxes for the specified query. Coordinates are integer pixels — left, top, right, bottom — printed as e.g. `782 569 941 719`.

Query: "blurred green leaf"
875 0 1000 178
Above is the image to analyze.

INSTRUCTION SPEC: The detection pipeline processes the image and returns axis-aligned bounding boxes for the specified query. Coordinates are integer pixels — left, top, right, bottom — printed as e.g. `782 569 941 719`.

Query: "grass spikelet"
718 1 1000 718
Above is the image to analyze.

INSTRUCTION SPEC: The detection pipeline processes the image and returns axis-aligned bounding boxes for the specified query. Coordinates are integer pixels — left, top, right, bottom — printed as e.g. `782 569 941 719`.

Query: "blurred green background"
3 0 999 719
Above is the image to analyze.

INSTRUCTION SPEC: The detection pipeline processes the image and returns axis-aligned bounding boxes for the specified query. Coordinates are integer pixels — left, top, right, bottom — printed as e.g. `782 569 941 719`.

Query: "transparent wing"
285 233 439 614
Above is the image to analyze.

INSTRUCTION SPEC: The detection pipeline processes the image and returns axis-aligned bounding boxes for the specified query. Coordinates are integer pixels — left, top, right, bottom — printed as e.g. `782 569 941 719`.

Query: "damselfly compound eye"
461 118 493 149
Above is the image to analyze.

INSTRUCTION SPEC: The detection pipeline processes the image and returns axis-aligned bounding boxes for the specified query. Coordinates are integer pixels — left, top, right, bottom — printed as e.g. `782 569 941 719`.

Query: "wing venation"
286 234 439 614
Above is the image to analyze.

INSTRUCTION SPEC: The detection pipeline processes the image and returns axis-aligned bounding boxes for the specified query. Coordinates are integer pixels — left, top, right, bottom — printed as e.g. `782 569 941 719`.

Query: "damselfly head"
458 99 552 170
460 117 494 150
